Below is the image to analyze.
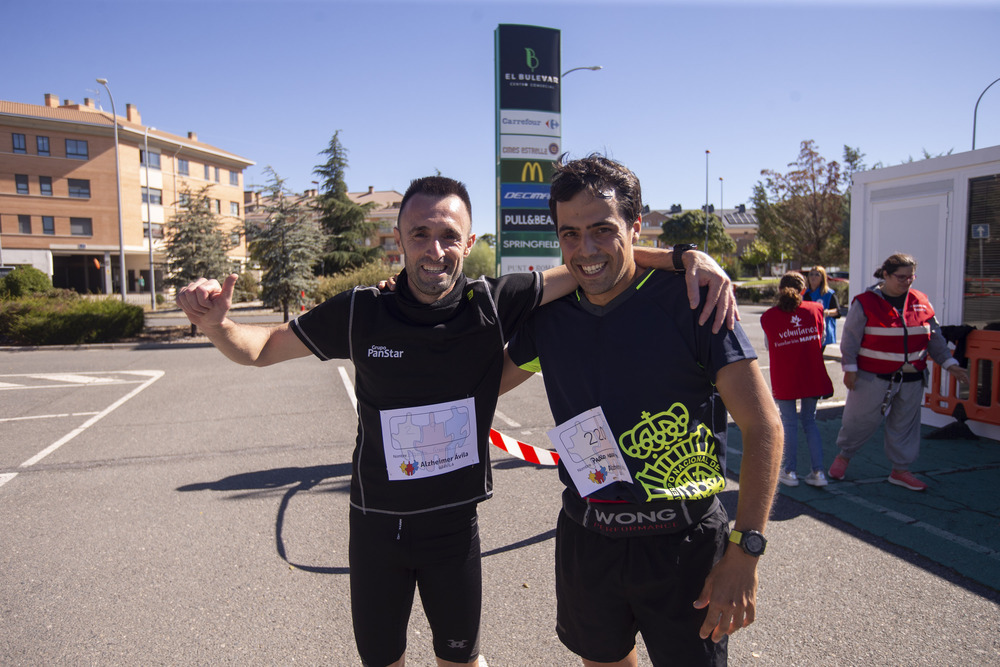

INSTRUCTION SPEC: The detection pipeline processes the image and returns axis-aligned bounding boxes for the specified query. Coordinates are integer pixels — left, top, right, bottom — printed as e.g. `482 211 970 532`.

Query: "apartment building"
244 186 404 267
638 204 759 256
0 93 254 297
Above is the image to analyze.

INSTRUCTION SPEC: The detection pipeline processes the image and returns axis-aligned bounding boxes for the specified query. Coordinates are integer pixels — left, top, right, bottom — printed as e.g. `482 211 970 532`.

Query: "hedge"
0 294 144 345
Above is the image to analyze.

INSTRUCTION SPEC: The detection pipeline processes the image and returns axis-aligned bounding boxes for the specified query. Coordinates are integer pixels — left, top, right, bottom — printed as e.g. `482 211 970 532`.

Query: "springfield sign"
495 24 562 274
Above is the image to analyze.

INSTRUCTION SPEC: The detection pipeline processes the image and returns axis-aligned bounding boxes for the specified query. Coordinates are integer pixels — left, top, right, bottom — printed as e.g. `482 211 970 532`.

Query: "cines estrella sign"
495 24 562 275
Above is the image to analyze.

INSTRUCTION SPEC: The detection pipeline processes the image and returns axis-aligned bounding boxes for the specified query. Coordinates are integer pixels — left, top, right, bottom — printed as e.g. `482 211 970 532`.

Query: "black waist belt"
562 488 719 538
876 371 924 383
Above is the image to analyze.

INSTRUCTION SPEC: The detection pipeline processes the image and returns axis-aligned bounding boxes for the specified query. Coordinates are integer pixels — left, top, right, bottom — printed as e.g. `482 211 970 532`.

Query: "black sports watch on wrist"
729 529 767 557
672 243 697 272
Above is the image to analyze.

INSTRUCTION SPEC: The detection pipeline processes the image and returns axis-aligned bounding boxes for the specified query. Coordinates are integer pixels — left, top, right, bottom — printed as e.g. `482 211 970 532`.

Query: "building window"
179 192 191 207
15 174 29 194
212 199 221 214
144 222 164 239
214 166 220 183
12 133 26 153
39 176 53 196
18 214 31 234
37 136 50 156
229 230 241 246
70 217 93 236
178 158 189 176
140 150 161 169
42 216 55 235
141 187 163 206
204 164 211 180
230 201 240 216
66 139 89 160
68 179 91 198
229 170 239 186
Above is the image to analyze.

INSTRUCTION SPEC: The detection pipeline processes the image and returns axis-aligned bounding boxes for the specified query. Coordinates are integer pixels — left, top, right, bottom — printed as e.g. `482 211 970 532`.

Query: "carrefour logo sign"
499 110 561 137
501 183 550 209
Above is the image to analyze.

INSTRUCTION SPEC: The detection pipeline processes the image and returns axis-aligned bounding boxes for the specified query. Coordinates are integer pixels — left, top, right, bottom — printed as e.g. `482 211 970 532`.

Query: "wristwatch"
672 243 697 272
729 529 767 557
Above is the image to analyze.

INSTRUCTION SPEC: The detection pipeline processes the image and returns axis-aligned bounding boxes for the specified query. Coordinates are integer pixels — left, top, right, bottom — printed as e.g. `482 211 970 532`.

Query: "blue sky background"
5 0 999 238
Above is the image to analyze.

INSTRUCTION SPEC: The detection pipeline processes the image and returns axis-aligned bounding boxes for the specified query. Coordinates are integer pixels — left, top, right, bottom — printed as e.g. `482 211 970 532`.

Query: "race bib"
380 397 479 480
547 406 634 497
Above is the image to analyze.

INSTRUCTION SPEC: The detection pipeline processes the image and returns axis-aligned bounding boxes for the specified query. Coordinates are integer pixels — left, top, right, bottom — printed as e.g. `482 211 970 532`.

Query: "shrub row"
0 293 144 345
311 262 397 304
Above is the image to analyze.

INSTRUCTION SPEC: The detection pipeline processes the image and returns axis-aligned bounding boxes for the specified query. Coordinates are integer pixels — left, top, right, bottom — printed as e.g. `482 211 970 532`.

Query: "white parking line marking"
494 410 521 428
18 370 164 469
0 412 100 423
338 366 357 411
26 373 116 384
0 473 17 489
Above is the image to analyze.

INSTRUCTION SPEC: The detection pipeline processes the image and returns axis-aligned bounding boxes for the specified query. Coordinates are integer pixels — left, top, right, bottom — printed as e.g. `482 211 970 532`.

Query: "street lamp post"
719 177 724 219
561 65 603 78
973 76 1000 150
704 150 710 252
96 78 127 301
143 126 157 310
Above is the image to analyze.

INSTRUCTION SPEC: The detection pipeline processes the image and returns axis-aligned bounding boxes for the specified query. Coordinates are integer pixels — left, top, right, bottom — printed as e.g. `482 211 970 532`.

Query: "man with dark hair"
503 155 782 666
177 173 737 667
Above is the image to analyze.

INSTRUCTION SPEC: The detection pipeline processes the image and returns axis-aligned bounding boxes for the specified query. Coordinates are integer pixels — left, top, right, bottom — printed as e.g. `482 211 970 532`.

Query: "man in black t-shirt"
503 156 782 667
177 175 737 667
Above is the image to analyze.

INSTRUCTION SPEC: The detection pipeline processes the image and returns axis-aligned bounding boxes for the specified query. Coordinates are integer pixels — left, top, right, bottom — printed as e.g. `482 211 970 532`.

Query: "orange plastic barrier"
925 330 1000 426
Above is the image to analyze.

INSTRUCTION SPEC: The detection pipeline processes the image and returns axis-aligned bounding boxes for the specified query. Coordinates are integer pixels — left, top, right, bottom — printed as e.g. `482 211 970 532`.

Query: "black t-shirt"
508 269 757 506
291 270 542 515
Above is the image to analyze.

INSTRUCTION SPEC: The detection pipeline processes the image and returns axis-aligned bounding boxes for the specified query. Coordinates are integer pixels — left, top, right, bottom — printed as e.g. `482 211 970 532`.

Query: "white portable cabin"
849 145 1000 438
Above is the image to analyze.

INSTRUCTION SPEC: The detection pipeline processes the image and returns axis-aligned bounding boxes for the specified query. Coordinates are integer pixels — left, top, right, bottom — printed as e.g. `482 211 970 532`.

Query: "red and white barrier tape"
489 428 560 466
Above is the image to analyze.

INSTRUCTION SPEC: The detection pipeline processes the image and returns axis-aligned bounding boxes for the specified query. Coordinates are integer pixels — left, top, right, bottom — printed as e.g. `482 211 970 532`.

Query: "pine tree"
165 185 234 289
312 131 381 274
247 168 322 322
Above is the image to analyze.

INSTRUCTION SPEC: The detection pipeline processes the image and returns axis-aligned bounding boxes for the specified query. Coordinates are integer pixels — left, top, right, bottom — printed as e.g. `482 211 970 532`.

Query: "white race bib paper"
547 406 634 497
380 397 479 480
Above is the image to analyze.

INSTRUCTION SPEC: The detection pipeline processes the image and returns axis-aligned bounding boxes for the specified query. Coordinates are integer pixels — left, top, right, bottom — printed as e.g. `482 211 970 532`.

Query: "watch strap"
672 244 696 272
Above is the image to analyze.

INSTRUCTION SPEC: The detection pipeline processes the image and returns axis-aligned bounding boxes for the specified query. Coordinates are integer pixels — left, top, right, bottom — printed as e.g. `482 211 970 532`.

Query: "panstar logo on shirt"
368 345 404 358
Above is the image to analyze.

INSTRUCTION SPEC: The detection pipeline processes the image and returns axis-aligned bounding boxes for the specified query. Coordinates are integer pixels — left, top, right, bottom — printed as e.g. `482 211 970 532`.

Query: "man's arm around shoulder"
693 358 782 643
177 274 310 367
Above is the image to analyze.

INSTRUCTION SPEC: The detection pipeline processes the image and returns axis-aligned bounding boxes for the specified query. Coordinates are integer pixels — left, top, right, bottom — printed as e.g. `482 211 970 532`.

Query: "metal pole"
561 65 602 78
704 150 710 252
144 127 156 310
97 78 127 301
973 76 1000 150
719 177 724 219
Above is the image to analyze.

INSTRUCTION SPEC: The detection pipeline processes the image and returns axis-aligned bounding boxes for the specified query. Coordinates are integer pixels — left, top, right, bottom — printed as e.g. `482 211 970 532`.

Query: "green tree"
247 168 323 322
752 140 848 266
739 238 771 279
165 185 234 290
463 239 496 279
658 209 735 255
478 233 497 248
312 131 381 274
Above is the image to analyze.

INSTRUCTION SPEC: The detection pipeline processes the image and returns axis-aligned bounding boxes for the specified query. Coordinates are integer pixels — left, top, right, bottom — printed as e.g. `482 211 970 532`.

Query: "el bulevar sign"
495 24 561 274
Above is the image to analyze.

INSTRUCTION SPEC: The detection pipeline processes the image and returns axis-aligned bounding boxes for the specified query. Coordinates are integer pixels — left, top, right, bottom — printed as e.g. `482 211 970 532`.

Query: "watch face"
745 533 765 554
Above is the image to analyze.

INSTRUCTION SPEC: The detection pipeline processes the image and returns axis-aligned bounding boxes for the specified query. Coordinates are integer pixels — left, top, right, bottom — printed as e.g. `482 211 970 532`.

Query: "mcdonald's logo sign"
522 161 545 182
500 159 555 184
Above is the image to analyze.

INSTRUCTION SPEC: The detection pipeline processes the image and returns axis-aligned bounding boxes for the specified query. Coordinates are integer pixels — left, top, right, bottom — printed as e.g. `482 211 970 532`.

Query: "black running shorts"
349 505 482 666
555 504 730 666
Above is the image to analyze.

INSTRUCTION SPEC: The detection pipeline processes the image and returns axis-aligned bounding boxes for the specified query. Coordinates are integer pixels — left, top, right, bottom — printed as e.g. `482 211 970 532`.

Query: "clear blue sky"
6 0 999 238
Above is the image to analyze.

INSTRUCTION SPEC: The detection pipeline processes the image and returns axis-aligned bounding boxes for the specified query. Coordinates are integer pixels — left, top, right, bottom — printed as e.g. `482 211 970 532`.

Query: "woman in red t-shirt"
761 272 834 487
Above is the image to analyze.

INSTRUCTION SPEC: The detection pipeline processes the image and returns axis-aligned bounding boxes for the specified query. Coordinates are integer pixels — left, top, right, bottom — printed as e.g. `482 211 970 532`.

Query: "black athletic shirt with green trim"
290 269 542 516
507 269 756 506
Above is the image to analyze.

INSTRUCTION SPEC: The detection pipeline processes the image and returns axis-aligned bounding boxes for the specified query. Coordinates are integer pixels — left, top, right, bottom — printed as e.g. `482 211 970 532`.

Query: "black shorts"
349 505 481 667
555 504 729 666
